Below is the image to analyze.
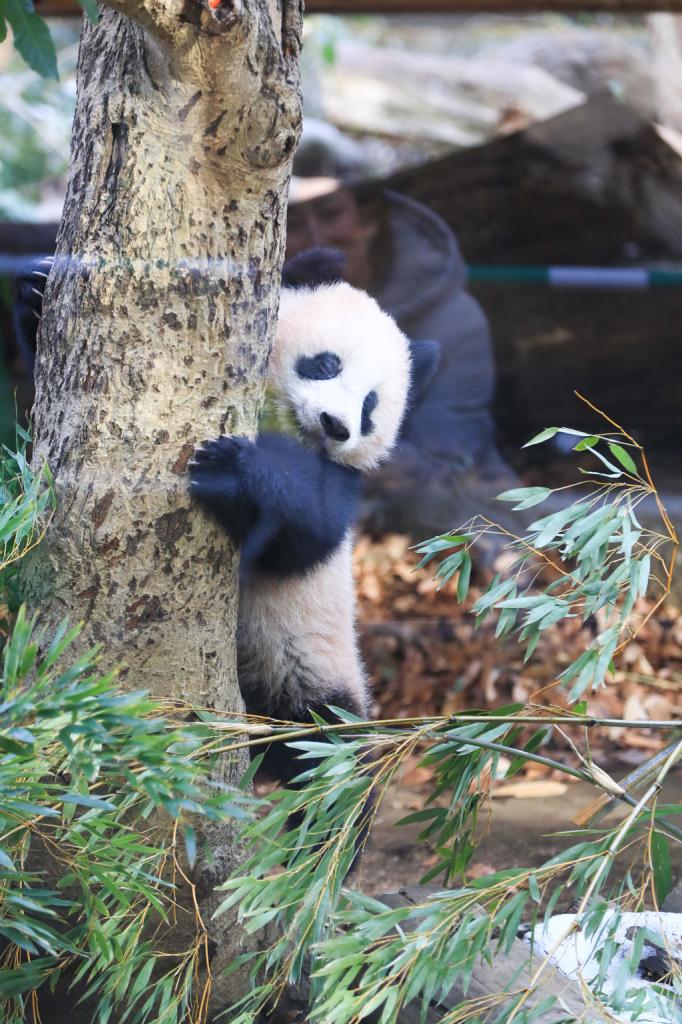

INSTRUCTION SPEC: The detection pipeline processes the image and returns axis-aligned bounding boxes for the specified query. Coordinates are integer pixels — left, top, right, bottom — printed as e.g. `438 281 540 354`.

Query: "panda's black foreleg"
189 436 263 555
190 433 360 577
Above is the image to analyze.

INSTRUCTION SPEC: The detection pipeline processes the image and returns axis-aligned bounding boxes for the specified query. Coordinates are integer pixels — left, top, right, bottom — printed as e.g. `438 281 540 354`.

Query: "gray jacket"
375 192 500 472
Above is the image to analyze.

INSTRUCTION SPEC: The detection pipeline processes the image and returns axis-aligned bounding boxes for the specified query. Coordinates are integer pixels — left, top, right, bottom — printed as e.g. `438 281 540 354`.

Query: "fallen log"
322 40 584 149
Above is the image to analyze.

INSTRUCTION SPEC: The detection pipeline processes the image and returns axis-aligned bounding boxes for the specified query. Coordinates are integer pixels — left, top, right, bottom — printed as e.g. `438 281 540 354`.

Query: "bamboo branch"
505 739 682 1024
205 714 682 842
572 738 682 828
205 713 681 736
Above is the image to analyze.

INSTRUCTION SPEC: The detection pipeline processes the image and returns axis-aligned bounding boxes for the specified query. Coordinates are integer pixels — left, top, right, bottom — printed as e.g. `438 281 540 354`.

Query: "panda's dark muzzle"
320 412 350 442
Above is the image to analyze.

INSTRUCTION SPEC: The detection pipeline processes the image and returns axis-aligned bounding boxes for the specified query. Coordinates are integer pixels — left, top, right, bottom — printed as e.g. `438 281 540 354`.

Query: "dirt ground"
356 763 682 897
349 532 681 899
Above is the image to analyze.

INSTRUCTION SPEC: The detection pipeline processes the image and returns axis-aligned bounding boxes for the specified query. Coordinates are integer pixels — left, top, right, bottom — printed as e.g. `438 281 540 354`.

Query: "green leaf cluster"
211 716 680 1024
0 0 58 80
0 429 55 615
415 423 671 701
2 416 677 1024
0 608 255 1023
0 0 97 78
212 416 679 1024
0 430 257 1022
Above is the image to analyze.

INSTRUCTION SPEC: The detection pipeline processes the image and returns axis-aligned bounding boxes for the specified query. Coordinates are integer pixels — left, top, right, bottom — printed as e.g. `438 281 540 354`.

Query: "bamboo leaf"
573 435 600 451
496 486 552 510
5 0 58 79
456 552 472 603
522 427 558 447
651 831 672 905
607 443 638 476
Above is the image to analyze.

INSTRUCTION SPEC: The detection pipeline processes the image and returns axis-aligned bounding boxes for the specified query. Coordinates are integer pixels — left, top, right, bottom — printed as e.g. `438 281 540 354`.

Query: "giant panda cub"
190 247 439 787
13 248 439 794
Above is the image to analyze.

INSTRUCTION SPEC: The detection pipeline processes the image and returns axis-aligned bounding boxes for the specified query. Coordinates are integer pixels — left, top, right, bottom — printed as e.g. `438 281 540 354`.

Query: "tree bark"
23 0 302 1008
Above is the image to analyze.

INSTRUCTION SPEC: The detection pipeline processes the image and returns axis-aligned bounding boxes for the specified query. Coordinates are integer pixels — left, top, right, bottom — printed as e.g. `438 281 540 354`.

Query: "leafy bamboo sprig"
0 0 98 81
0 428 54 583
2 410 678 1024
212 714 680 1024
210 402 680 1024
0 609 254 1024
414 399 679 702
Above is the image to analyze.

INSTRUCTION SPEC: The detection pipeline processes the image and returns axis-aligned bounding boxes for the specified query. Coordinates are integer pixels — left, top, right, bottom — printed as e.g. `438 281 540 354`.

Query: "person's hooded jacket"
375 191 505 475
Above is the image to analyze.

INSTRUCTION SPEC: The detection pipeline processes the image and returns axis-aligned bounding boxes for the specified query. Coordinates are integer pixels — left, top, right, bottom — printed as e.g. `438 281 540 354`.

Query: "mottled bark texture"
24 0 302 1007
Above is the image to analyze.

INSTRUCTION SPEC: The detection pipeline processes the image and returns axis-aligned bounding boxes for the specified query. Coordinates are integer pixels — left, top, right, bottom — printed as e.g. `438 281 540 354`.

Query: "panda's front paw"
190 435 250 475
189 435 252 504
189 436 261 542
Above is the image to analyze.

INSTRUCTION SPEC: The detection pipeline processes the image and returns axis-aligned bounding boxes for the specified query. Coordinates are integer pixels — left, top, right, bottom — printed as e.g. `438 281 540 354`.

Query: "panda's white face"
272 281 412 471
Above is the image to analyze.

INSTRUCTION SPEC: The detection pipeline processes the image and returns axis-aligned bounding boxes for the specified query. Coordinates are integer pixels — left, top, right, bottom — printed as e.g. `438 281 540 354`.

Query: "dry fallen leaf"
492 780 568 799
400 760 434 787
467 862 496 879
352 532 676 771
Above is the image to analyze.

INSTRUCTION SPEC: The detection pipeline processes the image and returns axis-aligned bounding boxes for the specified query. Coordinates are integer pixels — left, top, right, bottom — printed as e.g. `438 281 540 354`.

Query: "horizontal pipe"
468 265 682 288
4 255 682 293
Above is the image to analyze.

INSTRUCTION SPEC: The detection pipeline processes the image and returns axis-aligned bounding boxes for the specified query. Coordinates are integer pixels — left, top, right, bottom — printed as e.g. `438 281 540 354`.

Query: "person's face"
286 178 374 289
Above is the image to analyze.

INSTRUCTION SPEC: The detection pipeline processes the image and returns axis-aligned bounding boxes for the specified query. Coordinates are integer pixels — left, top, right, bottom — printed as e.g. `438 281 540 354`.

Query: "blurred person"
287 123 524 560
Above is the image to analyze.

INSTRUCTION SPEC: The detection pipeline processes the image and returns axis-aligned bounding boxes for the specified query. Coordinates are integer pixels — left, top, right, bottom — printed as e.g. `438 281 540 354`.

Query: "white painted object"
527 911 682 1023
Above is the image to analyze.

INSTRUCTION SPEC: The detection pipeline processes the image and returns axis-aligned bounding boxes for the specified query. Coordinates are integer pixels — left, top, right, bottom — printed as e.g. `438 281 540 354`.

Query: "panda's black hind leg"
256 692 375 871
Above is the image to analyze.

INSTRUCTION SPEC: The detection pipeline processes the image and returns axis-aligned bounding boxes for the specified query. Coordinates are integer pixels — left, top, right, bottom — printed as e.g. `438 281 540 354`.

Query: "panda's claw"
194 436 251 464
190 438 252 487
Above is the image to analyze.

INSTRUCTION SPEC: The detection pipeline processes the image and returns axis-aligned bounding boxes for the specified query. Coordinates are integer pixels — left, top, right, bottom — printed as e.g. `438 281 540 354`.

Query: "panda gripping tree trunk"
21 0 302 1007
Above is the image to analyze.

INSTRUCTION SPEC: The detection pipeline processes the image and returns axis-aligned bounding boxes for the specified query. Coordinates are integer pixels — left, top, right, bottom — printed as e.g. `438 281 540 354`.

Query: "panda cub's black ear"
407 340 440 407
282 247 346 291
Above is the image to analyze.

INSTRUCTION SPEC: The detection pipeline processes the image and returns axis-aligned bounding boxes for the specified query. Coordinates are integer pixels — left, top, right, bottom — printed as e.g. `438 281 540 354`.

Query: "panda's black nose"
320 412 350 442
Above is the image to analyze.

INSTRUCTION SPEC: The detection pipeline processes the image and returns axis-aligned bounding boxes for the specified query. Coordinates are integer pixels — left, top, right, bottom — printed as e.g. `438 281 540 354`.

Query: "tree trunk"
23 0 302 1008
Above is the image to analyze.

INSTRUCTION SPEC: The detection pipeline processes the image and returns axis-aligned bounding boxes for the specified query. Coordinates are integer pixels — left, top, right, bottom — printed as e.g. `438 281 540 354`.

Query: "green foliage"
0 608 254 1023
2 413 677 1024
0 25 77 218
258 384 299 437
209 412 680 1024
0 0 96 79
214 726 378 1017
0 428 54 617
211 715 680 1024
0 434 254 1022
414 420 677 701
2 0 58 80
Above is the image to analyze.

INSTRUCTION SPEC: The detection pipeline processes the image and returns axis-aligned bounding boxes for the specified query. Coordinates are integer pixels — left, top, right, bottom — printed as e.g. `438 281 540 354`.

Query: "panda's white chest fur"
236 533 369 718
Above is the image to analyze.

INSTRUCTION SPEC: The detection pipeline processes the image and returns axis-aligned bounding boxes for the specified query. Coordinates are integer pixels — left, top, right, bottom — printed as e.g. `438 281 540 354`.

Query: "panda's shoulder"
256 432 360 499
255 431 319 472
256 431 303 456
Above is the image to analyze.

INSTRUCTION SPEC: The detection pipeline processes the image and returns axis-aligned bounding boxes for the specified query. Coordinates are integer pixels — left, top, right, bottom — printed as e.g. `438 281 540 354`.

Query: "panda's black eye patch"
361 390 378 436
296 352 341 381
